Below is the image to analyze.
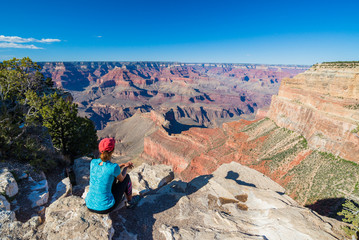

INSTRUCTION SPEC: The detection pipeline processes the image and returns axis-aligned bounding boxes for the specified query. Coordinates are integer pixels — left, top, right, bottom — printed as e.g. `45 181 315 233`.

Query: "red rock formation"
142 115 359 206
267 63 359 163
40 62 307 130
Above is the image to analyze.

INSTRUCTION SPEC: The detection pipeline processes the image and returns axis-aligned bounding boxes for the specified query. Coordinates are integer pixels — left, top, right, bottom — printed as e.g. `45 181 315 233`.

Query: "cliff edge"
268 62 359 162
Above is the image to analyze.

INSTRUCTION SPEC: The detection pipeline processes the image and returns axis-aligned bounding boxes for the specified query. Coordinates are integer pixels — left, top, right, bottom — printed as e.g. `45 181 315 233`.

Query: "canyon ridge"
40 62 307 129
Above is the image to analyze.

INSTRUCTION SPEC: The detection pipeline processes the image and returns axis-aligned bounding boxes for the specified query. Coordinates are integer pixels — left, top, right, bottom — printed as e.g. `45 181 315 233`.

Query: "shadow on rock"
305 197 346 220
225 171 256 188
164 109 205 135
110 174 213 240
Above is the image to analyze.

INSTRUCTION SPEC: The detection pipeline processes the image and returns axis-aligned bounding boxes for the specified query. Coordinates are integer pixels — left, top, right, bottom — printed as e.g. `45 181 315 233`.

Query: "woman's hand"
117 161 134 182
125 161 134 169
119 162 134 169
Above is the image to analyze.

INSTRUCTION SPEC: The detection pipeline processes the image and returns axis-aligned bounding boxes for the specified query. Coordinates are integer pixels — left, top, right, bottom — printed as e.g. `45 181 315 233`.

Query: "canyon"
40 62 307 129
1 61 357 239
101 62 359 214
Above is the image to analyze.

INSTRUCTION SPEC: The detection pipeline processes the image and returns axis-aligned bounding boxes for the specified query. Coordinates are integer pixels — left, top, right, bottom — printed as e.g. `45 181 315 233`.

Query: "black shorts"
88 174 132 214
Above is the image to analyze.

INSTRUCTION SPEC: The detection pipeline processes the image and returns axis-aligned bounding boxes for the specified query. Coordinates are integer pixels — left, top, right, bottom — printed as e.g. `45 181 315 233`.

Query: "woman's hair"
100 150 113 162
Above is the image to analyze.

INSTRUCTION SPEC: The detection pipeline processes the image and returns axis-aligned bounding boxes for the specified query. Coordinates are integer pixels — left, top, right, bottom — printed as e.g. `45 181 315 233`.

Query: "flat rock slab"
111 162 345 240
0 168 19 197
44 196 114 240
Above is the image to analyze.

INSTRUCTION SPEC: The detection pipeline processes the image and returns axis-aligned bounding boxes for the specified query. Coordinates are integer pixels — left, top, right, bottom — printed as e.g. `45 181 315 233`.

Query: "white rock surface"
81 185 90 199
0 210 16 224
44 196 114 240
129 163 174 195
28 190 49 208
0 168 19 197
113 162 345 240
0 212 42 239
51 177 72 203
27 179 49 208
73 156 92 186
0 195 10 211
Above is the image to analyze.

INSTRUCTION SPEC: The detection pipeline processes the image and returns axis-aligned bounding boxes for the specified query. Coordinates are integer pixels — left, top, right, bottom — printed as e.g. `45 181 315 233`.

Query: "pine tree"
338 200 359 238
0 57 97 167
27 88 98 161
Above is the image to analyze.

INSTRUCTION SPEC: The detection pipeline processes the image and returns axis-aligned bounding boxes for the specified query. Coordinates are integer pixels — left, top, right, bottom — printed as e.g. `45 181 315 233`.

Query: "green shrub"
338 200 359 238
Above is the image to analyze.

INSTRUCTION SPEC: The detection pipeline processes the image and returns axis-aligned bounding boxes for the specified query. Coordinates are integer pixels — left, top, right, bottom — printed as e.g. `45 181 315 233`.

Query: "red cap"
99 138 115 153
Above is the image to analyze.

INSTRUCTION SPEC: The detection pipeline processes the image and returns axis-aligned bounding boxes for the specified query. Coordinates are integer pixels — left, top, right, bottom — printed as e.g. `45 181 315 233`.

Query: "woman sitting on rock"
86 138 140 213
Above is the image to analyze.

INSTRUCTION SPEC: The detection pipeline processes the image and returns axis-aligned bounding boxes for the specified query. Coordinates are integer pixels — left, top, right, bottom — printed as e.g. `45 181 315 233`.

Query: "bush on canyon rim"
27 90 98 161
0 57 97 169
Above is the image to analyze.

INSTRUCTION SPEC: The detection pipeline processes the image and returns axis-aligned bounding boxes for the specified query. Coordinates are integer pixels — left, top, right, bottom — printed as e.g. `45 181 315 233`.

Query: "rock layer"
267 63 359 163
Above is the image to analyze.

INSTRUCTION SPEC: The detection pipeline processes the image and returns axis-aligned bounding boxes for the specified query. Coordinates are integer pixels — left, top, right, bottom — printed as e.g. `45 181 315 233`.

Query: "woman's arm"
116 162 134 182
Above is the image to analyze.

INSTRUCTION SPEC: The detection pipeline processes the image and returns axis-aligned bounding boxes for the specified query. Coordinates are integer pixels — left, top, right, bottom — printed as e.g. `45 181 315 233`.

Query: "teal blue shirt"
85 158 122 211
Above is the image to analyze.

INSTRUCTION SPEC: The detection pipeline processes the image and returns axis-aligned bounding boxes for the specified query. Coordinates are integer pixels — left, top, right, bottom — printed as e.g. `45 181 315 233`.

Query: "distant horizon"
31 60 310 66
1 0 359 65
6 57 359 66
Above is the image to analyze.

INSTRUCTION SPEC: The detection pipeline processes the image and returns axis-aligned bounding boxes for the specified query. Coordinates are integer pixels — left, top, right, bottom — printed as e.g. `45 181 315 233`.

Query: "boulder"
0 168 19 197
0 195 10 211
27 179 49 208
73 157 92 186
51 177 72 203
44 196 114 240
0 211 42 240
129 163 174 195
0 210 16 224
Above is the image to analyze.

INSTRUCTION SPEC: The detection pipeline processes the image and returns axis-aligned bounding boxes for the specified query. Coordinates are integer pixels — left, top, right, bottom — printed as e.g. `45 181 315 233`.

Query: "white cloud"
0 35 61 43
97 36 103 38
0 42 43 49
0 35 60 49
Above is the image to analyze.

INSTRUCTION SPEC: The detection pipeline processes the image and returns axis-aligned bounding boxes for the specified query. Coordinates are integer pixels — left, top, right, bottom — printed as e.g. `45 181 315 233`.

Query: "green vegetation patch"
285 151 359 205
262 136 303 172
344 104 359 110
240 118 269 133
315 61 359 69
351 124 359 134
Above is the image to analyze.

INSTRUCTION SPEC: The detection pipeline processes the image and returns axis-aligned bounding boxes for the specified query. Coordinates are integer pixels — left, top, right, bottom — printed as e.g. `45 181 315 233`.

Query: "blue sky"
1 0 359 65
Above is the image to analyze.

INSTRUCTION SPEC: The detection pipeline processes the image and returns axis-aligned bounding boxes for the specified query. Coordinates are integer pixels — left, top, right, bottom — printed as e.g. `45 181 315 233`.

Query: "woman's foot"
127 195 141 209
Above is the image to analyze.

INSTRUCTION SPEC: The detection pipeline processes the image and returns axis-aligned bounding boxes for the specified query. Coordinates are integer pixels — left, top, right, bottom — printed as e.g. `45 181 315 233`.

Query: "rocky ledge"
0 158 346 239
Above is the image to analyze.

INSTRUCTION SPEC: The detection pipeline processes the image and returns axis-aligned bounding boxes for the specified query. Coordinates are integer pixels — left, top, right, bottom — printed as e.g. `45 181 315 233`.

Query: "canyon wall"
267 62 359 163
142 117 359 208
